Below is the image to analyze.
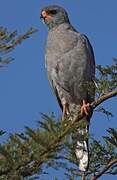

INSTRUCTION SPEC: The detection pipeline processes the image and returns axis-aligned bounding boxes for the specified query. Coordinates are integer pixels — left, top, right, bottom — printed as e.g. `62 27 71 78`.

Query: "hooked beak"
40 10 48 20
40 10 53 24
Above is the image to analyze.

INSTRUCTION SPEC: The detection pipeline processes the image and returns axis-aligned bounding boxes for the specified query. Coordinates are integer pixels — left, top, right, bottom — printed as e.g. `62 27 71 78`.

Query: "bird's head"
40 5 70 29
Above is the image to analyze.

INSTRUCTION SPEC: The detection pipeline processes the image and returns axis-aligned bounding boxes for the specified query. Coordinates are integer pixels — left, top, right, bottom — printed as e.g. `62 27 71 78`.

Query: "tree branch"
91 158 117 180
0 89 117 177
91 89 117 109
3 28 37 51
21 89 117 177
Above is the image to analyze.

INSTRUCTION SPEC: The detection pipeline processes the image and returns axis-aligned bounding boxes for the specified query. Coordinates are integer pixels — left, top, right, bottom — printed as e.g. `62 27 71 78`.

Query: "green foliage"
0 60 116 179
0 26 37 179
95 106 113 119
0 131 5 137
94 59 117 119
0 114 116 179
96 59 117 97
0 26 116 179
0 27 37 65
89 128 117 175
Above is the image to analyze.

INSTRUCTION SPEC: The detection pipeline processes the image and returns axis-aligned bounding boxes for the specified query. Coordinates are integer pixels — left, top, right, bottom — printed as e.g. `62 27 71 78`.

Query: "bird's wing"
51 33 95 104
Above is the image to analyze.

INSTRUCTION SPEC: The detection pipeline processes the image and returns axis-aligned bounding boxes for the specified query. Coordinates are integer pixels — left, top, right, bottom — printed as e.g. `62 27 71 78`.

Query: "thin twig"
91 158 117 180
4 28 37 50
91 89 117 109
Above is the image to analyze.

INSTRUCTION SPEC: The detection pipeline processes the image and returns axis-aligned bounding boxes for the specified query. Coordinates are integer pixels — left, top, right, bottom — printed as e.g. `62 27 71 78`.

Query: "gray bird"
40 5 95 171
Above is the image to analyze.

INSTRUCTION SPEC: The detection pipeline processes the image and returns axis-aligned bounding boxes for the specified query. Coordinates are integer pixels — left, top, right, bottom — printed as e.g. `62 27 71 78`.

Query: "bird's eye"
49 10 57 15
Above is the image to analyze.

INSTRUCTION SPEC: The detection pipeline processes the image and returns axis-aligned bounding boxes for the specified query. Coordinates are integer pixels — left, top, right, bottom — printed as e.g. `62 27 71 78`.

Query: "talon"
81 100 90 116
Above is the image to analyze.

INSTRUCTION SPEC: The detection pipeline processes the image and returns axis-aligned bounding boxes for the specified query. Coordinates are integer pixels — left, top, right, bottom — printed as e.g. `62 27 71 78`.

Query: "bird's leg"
62 103 69 121
81 100 90 116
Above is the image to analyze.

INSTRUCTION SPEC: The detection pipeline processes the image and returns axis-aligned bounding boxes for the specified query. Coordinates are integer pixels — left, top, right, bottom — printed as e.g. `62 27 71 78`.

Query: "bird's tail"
75 124 89 172
69 104 90 172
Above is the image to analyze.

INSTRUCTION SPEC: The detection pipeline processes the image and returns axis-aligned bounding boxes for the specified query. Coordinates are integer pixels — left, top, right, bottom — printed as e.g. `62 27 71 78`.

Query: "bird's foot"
62 103 70 121
81 100 90 116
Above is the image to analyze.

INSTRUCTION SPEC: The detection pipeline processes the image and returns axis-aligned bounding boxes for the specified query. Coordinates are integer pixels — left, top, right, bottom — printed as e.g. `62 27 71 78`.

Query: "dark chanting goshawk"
40 5 95 171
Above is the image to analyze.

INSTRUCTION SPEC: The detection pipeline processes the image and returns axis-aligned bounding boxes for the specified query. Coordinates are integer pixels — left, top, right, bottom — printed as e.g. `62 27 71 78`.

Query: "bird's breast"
46 29 78 55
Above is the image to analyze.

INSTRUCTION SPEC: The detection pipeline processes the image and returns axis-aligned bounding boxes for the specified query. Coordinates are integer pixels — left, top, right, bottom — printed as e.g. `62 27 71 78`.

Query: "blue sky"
0 0 117 179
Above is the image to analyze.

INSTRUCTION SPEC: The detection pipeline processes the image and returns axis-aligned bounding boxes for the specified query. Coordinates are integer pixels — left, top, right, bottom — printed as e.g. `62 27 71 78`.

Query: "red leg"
81 100 90 116
62 103 69 121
